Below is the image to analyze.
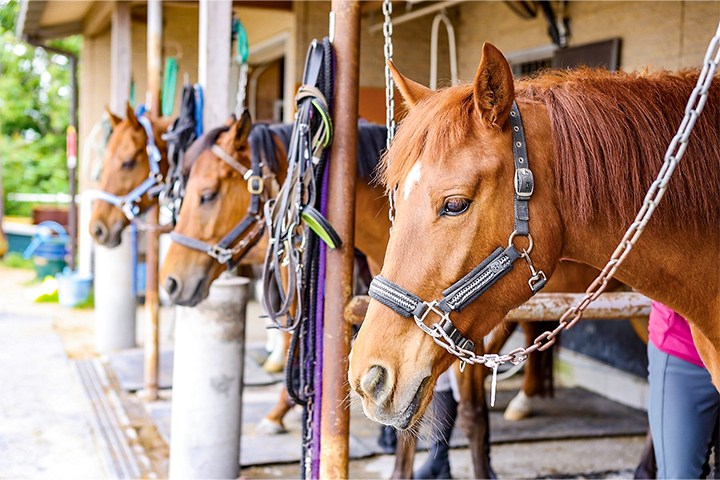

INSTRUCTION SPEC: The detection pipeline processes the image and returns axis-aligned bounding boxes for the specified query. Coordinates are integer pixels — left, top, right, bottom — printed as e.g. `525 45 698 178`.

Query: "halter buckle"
247 175 264 195
208 245 233 264
514 168 534 198
122 202 140 220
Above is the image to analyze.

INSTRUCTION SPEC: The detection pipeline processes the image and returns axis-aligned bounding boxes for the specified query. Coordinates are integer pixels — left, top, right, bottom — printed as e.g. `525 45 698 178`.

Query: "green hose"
162 57 178 117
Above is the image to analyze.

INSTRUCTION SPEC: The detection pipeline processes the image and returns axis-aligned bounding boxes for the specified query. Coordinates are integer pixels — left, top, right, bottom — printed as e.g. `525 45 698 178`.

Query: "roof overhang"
16 0 93 42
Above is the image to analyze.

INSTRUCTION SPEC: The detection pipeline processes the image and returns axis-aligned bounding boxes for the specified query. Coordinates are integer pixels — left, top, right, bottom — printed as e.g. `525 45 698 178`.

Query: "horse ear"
126 102 141 129
105 106 122 128
388 60 432 108
473 43 515 128
229 110 252 148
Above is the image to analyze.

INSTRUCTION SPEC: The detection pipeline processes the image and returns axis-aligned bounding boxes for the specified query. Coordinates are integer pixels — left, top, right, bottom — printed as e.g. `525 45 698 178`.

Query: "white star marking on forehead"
403 162 422 200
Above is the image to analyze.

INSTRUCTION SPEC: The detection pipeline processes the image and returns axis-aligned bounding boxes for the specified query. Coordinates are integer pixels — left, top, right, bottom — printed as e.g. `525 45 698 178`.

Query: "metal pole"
143 0 162 401
320 2 360 479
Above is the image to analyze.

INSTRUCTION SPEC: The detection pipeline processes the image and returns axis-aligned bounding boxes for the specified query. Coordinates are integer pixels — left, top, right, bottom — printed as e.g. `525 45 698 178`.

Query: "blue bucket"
57 269 93 308
23 221 68 278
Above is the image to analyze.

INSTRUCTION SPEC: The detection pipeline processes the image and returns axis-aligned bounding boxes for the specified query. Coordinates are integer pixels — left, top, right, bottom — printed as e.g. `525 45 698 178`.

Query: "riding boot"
415 390 457 479
378 425 398 454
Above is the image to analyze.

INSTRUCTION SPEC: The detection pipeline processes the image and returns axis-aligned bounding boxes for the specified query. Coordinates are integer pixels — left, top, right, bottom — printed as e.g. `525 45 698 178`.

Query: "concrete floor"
0 267 106 478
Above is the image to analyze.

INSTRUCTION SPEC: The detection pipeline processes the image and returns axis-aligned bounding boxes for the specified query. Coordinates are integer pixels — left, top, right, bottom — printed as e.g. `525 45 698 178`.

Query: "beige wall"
457 1 720 78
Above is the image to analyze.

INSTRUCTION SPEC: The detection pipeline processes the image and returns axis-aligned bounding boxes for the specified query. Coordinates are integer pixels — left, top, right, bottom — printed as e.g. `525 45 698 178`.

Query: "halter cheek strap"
368 101 547 368
170 124 279 268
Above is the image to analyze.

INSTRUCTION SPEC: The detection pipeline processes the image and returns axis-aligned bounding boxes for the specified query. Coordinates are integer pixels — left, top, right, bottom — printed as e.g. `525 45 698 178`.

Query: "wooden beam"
83 0 115 37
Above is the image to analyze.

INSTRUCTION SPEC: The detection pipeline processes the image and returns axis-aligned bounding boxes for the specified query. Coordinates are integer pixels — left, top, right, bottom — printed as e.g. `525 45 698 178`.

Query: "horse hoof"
263 359 284 373
255 418 288 435
503 390 532 421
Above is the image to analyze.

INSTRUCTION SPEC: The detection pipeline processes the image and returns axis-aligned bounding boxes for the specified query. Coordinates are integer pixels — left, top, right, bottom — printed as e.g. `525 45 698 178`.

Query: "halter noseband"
368 101 547 369
91 110 165 221
169 125 278 268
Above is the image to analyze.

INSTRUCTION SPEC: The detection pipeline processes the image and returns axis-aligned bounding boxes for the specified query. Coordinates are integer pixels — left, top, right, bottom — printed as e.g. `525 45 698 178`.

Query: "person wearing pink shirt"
647 301 719 478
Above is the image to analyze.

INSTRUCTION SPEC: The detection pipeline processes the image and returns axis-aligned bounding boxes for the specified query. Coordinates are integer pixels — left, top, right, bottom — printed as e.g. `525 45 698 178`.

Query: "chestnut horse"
90 102 173 247
349 43 719 429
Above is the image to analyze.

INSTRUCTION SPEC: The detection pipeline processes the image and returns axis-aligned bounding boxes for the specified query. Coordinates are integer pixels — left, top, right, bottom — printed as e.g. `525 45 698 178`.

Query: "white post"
198 0 232 128
94 228 136 353
94 0 136 353
168 276 249 479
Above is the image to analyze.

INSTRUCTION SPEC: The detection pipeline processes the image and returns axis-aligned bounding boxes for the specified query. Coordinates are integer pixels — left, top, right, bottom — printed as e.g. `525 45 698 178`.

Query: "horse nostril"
361 365 390 404
91 221 108 243
165 276 180 296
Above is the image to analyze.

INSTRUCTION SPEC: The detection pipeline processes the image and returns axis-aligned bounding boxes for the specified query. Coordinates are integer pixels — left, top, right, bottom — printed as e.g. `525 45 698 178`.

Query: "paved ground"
0 266 105 478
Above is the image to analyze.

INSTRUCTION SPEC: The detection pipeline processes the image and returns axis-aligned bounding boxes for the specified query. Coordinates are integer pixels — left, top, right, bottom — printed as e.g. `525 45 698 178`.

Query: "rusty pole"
143 0 162 401
320 2 360 479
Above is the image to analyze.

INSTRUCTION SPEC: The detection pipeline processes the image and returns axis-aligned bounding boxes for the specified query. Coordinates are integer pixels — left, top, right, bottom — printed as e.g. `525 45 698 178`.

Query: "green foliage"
0 0 82 216
0 251 33 269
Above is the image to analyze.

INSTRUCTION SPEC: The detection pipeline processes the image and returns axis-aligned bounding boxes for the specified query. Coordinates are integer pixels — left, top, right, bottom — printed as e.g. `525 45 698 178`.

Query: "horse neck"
353 180 391 275
152 118 173 176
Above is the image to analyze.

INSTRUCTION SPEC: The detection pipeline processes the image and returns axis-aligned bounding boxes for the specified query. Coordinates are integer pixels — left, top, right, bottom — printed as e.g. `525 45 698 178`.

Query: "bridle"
91 110 166 222
169 123 279 269
368 101 547 372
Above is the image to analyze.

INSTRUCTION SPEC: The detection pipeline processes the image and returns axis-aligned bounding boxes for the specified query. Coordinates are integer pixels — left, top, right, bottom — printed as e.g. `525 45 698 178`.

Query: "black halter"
169 123 280 269
368 101 547 363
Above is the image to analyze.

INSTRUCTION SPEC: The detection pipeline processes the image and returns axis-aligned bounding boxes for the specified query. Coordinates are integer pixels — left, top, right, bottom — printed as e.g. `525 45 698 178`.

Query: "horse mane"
182 125 230 175
383 68 720 232
516 68 720 231
263 121 386 182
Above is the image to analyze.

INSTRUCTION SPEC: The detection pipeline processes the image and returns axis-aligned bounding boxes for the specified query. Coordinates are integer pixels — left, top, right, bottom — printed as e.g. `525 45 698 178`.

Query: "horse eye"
121 158 136 170
200 191 218 205
441 197 470 217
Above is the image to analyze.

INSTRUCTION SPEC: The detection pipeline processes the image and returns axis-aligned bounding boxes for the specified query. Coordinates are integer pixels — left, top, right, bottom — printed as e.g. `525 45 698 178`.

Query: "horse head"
349 43 563 430
159 111 285 306
90 102 169 247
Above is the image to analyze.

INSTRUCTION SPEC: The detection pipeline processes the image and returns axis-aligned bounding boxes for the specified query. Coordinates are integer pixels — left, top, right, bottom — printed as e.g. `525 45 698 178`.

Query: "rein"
169 122 280 269
368 102 547 404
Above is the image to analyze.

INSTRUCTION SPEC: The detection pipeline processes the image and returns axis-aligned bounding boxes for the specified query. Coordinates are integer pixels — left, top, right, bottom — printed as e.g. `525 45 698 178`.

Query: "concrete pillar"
92 0 136 354
169 276 249 479
198 0 232 129
94 228 136 353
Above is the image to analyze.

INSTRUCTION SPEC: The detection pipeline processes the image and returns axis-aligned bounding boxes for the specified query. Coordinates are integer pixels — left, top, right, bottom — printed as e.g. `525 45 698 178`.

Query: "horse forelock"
515 67 720 232
381 85 476 194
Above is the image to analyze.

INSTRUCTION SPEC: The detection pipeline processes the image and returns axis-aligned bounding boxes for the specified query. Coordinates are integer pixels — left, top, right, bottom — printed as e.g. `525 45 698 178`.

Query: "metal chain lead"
426 19 720 372
383 0 397 231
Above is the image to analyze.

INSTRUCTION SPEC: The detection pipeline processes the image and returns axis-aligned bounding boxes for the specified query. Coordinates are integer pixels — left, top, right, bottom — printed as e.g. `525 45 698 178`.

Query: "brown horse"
349 42 719 429
90 102 173 247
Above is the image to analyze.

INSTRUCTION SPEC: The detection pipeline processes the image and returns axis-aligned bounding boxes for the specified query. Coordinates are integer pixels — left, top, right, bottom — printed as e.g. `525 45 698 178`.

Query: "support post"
198 0 232 128
94 0 135 353
169 277 249 479
143 0 162 401
95 229 136 352
320 2 360 479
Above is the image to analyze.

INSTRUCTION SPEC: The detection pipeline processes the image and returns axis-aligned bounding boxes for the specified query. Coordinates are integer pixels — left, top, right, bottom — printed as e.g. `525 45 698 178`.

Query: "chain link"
434 19 720 371
382 0 397 230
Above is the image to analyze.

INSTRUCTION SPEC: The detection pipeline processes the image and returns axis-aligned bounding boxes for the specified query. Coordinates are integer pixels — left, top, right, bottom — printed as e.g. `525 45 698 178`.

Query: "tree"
0 0 81 216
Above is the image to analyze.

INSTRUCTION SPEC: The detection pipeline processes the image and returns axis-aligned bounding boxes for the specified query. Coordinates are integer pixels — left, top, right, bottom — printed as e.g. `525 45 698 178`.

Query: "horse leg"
633 430 657 479
455 360 495 479
256 386 295 434
504 321 555 421
264 329 290 373
390 431 416 479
